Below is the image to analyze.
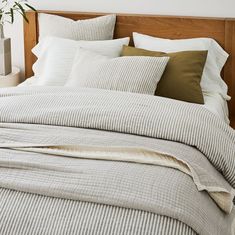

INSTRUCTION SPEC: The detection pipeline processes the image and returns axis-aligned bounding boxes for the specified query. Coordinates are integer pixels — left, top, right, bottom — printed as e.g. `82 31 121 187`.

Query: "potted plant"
0 0 36 75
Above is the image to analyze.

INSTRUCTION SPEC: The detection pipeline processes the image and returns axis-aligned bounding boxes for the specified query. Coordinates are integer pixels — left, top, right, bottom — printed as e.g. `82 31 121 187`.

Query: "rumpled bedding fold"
0 123 234 213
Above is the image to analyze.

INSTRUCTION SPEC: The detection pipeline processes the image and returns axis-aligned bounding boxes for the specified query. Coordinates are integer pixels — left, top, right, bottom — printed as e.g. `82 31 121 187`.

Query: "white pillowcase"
32 37 130 86
66 48 169 95
133 32 230 100
38 13 116 41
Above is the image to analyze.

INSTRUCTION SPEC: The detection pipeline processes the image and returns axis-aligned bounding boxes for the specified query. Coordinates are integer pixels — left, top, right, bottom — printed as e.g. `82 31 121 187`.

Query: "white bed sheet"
18 77 37 87
203 93 230 124
19 77 230 124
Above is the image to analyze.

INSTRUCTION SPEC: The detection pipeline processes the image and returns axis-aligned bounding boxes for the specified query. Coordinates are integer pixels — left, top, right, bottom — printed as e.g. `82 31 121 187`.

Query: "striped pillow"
39 14 116 41
66 48 169 95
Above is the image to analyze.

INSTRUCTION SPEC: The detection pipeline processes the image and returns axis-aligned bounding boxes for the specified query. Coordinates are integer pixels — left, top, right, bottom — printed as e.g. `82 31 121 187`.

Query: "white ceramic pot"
0 66 20 88
0 24 12 76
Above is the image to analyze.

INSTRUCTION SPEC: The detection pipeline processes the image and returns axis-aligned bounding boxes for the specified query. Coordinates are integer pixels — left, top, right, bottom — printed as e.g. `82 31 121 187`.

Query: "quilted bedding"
0 86 234 235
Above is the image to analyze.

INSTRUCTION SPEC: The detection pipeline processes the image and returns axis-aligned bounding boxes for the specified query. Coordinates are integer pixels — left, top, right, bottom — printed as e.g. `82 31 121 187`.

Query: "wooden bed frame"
24 11 235 128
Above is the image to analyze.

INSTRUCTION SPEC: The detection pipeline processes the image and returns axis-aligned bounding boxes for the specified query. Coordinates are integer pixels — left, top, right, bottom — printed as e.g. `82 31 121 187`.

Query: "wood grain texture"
24 11 38 79
231 116 235 129
225 20 235 127
24 11 235 128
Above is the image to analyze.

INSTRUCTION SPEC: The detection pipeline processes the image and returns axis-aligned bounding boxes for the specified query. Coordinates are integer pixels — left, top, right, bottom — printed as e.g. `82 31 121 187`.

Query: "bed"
0 11 235 235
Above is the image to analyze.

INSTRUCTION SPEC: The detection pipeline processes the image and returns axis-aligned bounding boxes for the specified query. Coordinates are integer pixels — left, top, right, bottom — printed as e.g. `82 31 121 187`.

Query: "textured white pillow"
66 48 169 95
32 37 130 86
133 32 230 100
38 13 116 41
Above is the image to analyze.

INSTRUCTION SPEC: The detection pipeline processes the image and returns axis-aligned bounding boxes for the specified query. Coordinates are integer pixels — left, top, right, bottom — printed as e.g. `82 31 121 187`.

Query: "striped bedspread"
0 86 234 235
0 188 196 235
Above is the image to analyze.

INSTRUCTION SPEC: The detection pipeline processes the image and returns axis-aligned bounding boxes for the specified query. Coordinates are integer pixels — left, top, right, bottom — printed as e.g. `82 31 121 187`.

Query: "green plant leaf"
14 2 26 14
10 8 14 24
25 3 36 12
0 0 36 25
18 10 29 23
14 2 29 23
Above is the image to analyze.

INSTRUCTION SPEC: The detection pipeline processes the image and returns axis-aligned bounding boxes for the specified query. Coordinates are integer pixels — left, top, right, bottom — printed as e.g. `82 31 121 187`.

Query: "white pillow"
66 48 169 95
38 13 116 41
133 32 230 100
32 37 130 86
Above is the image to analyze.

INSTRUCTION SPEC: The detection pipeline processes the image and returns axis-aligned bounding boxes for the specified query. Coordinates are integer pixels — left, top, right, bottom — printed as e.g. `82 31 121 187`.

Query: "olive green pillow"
121 45 208 104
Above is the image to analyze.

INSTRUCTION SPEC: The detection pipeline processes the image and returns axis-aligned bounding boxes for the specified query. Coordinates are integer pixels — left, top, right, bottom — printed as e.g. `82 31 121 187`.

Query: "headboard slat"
24 11 37 79
24 11 235 127
225 20 235 118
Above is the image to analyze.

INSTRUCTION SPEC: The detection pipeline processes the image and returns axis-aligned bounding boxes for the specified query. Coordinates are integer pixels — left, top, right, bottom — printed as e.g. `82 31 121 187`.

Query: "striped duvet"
0 86 234 235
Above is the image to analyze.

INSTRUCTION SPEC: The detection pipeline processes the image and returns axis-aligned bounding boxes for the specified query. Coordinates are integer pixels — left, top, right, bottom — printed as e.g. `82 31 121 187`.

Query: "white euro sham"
32 37 130 86
133 32 230 100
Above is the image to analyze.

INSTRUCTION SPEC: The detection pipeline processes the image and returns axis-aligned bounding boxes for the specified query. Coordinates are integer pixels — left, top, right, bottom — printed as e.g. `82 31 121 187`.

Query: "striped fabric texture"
0 87 234 188
66 48 169 95
0 188 196 235
0 87 234 235
0 144 234 234
38 13 116 41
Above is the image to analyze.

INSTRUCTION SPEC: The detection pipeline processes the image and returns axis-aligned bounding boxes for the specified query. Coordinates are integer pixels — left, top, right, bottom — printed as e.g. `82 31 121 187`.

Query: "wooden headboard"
24 11 235 127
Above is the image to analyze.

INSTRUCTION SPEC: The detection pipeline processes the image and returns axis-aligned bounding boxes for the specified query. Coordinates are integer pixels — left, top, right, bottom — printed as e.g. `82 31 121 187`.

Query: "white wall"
4 0 235 79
